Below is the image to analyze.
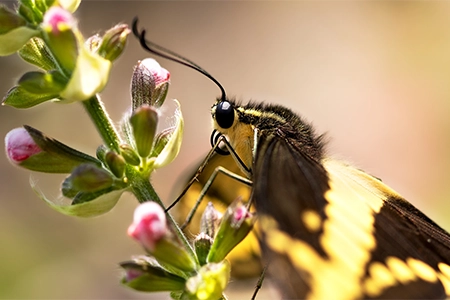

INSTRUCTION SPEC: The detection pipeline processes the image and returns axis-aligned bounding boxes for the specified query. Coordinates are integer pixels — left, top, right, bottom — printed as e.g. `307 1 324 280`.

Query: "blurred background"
2 1 450 299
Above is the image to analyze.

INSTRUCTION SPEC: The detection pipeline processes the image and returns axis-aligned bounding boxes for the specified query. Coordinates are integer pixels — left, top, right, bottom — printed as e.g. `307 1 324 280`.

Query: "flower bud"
128 202 197 273
119 144 140 166
200 202 222 238
129 105 158 158
105 151 126 178
120 257 186 292
128 202 168 252
185 261 230 300
41 6 78 73
194 232 213 266
131 58 170 110
66 163 114 192
5 126 101 173
0 6 39 56
97 24 130 62
207 198 255 263
5 127 42 163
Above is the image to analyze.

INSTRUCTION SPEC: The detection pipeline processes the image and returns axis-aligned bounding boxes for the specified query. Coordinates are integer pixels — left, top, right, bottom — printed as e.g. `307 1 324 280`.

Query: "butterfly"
133 18 450 299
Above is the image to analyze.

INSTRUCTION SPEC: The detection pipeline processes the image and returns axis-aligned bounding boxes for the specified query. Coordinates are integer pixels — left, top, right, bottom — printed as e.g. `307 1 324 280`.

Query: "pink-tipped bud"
5 127 41 163
131 58 170 109
42 6 76 35
140 58 170 86
128 202 167 252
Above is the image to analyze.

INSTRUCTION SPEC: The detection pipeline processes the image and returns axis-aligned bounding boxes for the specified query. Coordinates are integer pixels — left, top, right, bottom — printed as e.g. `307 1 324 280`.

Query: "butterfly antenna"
132 17 227 102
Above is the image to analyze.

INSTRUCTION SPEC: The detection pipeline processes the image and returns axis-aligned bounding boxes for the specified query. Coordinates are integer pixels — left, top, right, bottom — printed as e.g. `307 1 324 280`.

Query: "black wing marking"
252 133 330 298
253 133 450 299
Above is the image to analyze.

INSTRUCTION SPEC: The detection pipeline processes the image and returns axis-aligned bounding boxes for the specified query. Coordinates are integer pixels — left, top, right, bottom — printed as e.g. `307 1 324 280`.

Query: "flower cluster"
1 0 255 299
122 199 255 299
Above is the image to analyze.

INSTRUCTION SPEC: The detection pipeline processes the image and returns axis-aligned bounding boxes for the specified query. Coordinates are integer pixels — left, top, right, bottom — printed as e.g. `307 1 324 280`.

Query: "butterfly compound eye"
215 101 235 129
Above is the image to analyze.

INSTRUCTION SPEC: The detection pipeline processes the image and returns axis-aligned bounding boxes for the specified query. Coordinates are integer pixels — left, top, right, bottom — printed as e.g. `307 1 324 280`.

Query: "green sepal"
129 105 158 158
2 85 59 108
120 258 186 292
18 37 59 71
151 127 171 158
95 144 108 161
151 100 183 169
194 233 213 266
32 179 126 217
151 236 198 274
207 199 255 263
152 81 169 108
18 70 66 94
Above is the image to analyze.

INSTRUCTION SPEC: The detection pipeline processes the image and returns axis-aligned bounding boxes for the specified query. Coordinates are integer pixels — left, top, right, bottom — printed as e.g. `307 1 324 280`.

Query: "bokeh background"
2 1 450 299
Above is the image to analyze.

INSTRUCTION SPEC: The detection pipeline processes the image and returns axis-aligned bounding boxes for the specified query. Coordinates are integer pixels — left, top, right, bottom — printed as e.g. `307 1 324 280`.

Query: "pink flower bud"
233 205 251 223
42 6 76 35
140 58 170 86
5 127 41 163
128 202 167 252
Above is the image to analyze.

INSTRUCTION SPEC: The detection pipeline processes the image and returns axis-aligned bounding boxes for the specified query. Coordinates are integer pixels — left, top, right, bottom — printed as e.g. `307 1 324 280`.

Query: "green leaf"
0 26 39 56
0 6 27 34
2 85 59 108
32 178 125 217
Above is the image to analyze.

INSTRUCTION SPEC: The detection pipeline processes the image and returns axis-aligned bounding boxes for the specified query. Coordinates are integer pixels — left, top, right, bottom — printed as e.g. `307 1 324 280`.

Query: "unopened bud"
207 198 255 263
131 58 170 110
105 151 126 178
119 144 141 166
200 202 222 238
194 232 213 266
128 202 197 273
97 24 130 62
67 163 114 192
129 105 158 158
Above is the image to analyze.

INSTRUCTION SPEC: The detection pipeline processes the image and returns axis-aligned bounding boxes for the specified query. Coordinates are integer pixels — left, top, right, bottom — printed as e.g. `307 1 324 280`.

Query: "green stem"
82 95 121 152
128 167 197 263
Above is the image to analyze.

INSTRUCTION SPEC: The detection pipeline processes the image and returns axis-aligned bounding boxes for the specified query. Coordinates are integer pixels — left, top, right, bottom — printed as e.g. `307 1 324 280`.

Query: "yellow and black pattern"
212 99 450 299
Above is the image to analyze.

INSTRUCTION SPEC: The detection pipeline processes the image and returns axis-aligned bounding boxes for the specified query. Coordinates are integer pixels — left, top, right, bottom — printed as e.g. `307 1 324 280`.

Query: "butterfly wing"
253 134 450 299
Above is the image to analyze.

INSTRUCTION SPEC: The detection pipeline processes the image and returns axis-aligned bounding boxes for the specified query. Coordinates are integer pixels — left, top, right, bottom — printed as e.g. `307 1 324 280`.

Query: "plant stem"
128 167 197 263
82 95 121 152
